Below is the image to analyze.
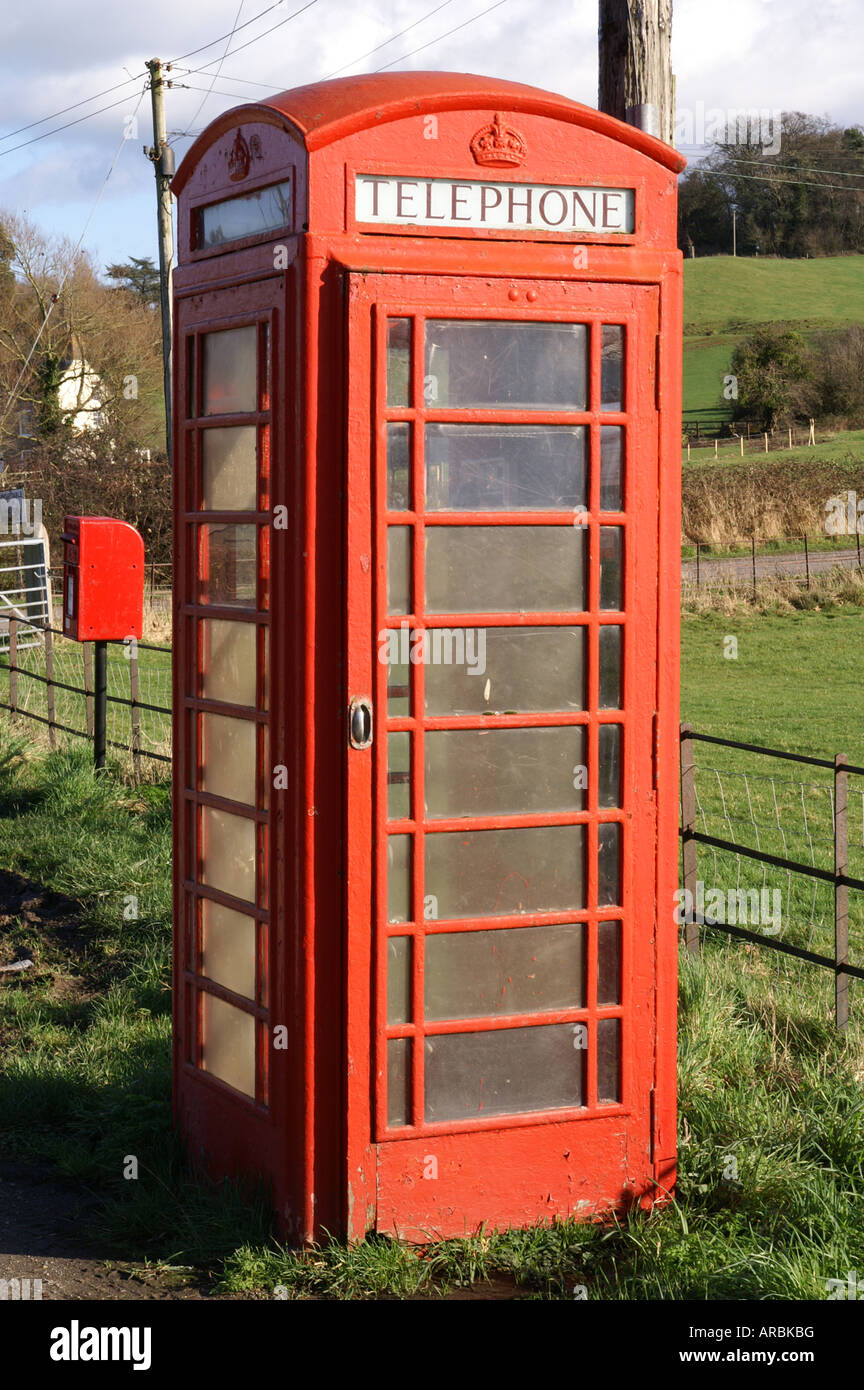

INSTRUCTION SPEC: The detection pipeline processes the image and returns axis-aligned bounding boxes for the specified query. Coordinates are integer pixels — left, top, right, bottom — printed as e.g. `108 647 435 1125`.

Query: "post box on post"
61 516 145 770
171 72 685 1243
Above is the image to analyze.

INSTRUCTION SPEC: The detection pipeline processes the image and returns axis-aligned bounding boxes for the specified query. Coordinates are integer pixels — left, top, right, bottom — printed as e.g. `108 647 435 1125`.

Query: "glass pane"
387 1037 411 1126
598 625 622 709
201 993 255 1097
425 726 585 818
425 923 585 1021
202 326 257 415
200 805 256 903
426 625 585 714
386 318 411 407
425 425 586 511
200 524 257 607
201 427 257 511
597 1017 621 1102
600 426 623 510
425 824 585 920
387 527 411 615
424 320 588 409
600 325 624 411
386 422 411 510
599 528 623 611
387 732 411 820
426 526 585 614
387 936 412 1024
200 899 256 1001
200 619 257 707
598 822 621 906
597 920 621 1006
598 724 621 809
424 1023 584 1121
199 181 291 248
387 834 411 923
387 652 410 717
200 711 257 805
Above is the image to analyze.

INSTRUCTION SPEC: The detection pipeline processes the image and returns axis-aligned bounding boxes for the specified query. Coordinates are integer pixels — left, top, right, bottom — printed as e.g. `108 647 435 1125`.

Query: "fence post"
129 642 142 782
93 641 107 772
44 626 56 749
803 534 810 589
695 542 701 588
83 642 94 738
834 754 849 1033
751 537 757 598
8 618 17 718
680 723 700 956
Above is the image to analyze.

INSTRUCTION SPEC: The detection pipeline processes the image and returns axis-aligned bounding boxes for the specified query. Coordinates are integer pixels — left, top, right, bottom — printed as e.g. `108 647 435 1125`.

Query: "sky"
0 0 861 273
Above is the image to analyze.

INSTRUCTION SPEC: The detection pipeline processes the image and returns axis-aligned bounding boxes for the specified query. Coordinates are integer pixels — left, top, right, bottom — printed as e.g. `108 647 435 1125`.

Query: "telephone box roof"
172 70 685 194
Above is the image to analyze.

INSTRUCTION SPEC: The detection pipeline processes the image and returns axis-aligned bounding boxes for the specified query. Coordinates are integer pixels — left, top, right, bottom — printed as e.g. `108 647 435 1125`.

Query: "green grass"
1 605 863 1297
0 635 171 765
681 254 864 434
682 335 738 424
683 427 864 471
683 254 864 336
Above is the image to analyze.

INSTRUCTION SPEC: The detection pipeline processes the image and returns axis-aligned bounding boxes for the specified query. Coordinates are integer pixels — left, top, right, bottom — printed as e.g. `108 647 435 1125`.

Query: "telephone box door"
346 272 661 1239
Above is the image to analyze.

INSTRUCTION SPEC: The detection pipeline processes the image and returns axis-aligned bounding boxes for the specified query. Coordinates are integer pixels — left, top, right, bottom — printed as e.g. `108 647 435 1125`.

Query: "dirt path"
0 1161 237 1300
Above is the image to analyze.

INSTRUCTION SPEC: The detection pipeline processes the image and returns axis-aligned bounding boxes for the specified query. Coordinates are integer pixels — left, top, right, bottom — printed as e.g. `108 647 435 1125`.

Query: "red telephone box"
171 72 684 1243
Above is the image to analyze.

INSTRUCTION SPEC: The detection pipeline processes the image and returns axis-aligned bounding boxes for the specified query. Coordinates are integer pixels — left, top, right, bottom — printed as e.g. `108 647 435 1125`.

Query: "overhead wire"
373 0 511 72
0 73 147 145
323 0 458 79
184 0 248 132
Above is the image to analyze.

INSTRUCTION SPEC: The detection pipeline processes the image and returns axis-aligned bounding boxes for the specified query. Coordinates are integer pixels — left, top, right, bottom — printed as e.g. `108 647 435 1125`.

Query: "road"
682 547 862 586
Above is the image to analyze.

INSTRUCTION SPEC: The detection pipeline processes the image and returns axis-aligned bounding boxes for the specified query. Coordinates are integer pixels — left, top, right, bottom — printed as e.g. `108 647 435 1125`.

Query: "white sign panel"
355 175 635 234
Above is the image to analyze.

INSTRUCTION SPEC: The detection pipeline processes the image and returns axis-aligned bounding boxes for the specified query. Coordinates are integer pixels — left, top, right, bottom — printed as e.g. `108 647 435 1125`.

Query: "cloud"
0 0 860 266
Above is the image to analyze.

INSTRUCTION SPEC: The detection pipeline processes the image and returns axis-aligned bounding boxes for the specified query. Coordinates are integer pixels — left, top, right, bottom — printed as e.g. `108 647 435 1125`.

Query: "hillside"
682 254 864 427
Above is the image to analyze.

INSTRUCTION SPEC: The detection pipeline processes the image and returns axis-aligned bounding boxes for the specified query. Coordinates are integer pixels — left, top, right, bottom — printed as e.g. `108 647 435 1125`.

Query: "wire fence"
0 616 171 775
681 534 864 596
680 724 864 1031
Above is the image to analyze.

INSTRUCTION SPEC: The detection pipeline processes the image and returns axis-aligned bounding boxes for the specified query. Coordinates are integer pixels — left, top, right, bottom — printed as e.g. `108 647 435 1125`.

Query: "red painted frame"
171 72 684 1244
346 274 659 1238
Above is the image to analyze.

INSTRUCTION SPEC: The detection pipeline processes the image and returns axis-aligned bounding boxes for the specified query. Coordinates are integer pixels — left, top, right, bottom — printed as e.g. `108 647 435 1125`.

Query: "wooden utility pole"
146 59 176 463
598 1 675 145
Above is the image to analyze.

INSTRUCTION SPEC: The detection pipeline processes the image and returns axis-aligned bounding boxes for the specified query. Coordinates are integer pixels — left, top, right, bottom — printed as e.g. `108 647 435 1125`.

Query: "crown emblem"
470 113 527 168
228 130 251 182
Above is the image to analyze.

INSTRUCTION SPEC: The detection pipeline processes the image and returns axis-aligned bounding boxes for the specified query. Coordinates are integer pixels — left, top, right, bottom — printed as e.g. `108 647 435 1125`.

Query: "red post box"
61 516 144 641
171 72 684 1244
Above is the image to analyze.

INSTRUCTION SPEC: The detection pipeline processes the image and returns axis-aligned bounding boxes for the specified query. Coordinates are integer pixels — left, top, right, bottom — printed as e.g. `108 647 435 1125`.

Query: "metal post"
680 723 700 956
751 536 757 597
83 642 94 737
834 754 849 1032
695 541 700 588
129 643 142 782
94 640 107 772
803 534 810 589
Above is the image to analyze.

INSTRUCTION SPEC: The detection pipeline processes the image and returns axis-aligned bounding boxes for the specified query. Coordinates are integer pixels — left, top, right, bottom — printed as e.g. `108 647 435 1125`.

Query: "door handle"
348 695 373 749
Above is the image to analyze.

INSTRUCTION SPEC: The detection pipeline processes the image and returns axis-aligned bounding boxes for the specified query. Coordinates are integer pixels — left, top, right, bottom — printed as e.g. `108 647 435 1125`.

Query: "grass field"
683 427 864 471
0 633 171 767
681 254 864 428
1 606 863 1298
